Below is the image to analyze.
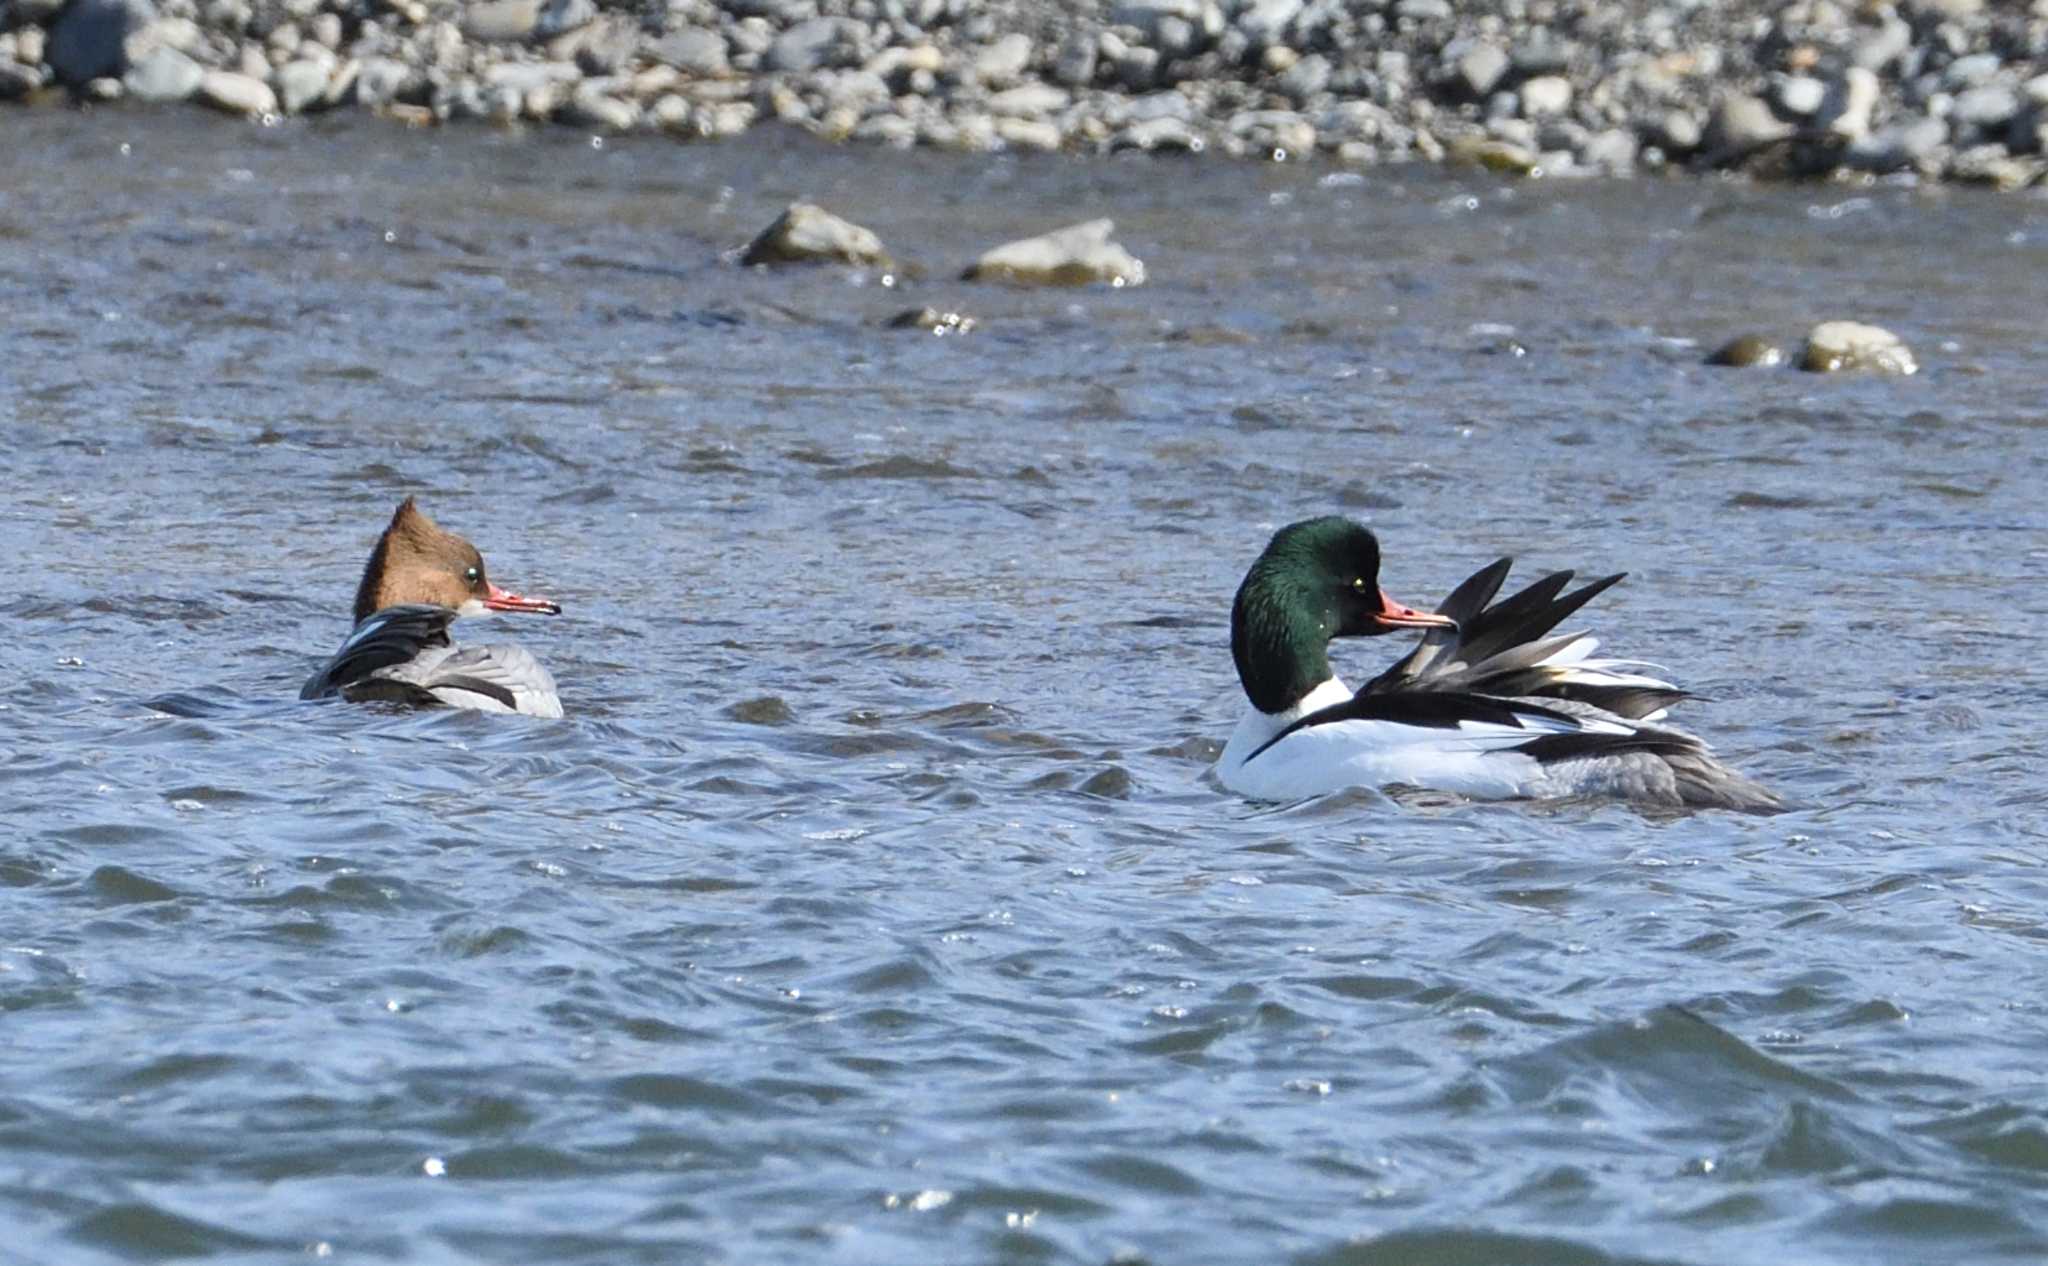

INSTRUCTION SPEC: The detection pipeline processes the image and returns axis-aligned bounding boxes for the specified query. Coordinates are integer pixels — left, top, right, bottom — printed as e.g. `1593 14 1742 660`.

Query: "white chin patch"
456 597 490 619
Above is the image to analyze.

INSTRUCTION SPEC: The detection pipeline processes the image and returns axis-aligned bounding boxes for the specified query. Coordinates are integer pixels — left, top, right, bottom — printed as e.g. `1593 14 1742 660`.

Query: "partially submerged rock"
1799 321 1917 374
964 219 1145 287
740 202 890 269
1704 335 1784 368
886 307 976 335
1446 134 1540 175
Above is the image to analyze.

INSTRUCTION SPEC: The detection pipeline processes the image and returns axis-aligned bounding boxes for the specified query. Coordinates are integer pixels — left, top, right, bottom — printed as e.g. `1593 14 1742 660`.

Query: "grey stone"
1537 118 1588 153
1943 52 2001 89
819 68 887 111
853 112 918 147
48 0 157 85
563 79 637 129
1580 127 1638 171
1112 115 1202 151
965 219 1145 287
987 82 1068 117
200 0 247 33
1394 0 1450 21
322 57 358 107
649 92 689 130
0 60 46 99
1852 17 1911 70
699 100 756 138
1151 15 1197 59
1486 117 1536 149
555 16 636 75
1128 89 1191 122
483 59 581 97
1953 84 2018 128
1231 108 1315 154
1447 134 1539 174
1114 45 1160 91
1317 98 1393 142
354 56 418 108
1235 0 1301 47
1846 114 1948 169
1278 52 1328 103
726 0 814 18
1800 321 1917 374
1113 0 1216 51
726 16 771 59
648 28 727 76
275 56 329 112
1949 142 2037 189
1774 74 1827 118
995 117 1062 151
742 204 889 268
1452 42 1508 99
1511 32 1571 76
463 0 539 41
973 32 1032 86
533 0 596 39
766 17 857 74
1519 75 1571 117
1704 92 1793 161
2015 106 2048 157
122 45 203 100
196 67 275 113
1051 33 1096 87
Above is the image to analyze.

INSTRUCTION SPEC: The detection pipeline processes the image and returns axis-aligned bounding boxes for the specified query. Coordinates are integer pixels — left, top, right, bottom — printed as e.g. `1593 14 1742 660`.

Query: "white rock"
1519 74 1571 117
987 83 1069 117
274 56 329 112
995 117 1062 150
1800 321 1917 374
966 219 1145 287
740 202 889 268
1822 67 1879 141
196 69 275 114
122 45 202 100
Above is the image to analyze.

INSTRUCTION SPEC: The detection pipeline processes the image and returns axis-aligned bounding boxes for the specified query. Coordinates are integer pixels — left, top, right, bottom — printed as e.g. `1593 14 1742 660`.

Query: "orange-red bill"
1373 588 1457 632
485 582 562 615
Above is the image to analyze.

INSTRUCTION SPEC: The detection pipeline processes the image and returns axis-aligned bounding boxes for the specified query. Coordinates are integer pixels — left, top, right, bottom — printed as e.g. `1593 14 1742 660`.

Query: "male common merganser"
1217 517 1780 811
299 497 565 718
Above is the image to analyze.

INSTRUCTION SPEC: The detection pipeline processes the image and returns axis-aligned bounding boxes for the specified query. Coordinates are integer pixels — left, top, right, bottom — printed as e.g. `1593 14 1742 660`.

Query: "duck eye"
464 566 481 584
1351 577 1369 593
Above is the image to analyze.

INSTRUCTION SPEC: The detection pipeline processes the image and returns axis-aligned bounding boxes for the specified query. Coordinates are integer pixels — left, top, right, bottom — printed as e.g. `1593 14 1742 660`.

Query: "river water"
4 108 2047 1264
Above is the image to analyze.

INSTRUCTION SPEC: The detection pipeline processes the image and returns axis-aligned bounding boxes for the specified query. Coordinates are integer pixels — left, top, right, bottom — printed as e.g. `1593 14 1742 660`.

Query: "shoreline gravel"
4 0 2048 188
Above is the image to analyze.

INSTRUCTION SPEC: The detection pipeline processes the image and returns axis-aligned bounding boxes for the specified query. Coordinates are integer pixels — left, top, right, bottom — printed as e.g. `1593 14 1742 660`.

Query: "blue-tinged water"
3 109 2048 1264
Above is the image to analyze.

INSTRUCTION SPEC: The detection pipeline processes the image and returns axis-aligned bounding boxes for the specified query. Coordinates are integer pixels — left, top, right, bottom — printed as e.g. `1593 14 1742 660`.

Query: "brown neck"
351 532 393 624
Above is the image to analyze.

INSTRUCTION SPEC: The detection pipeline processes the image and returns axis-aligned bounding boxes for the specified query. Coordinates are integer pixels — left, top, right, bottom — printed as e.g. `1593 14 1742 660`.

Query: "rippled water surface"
5 110 2048 1264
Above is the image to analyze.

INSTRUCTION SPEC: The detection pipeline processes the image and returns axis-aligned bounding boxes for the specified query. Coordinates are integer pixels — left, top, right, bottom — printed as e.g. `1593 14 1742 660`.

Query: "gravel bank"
5 0 2048 187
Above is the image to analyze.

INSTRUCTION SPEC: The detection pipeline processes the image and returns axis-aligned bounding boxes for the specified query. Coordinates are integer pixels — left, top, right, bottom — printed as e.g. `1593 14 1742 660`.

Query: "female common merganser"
299 497 565 718
1217 517 1780 811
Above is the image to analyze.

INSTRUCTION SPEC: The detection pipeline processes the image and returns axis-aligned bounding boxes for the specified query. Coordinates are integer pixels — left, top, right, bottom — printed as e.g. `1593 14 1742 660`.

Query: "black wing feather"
420 674 519 710
300 604 456 700
1244 690 1582 765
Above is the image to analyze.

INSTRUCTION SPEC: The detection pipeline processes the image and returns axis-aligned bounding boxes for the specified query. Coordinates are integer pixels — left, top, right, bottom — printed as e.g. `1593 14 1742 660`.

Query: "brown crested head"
351 497 560 623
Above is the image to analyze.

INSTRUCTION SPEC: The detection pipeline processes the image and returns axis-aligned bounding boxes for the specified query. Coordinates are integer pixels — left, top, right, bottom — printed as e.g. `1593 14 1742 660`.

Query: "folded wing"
300 604 457 701
1358 559 1689 721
